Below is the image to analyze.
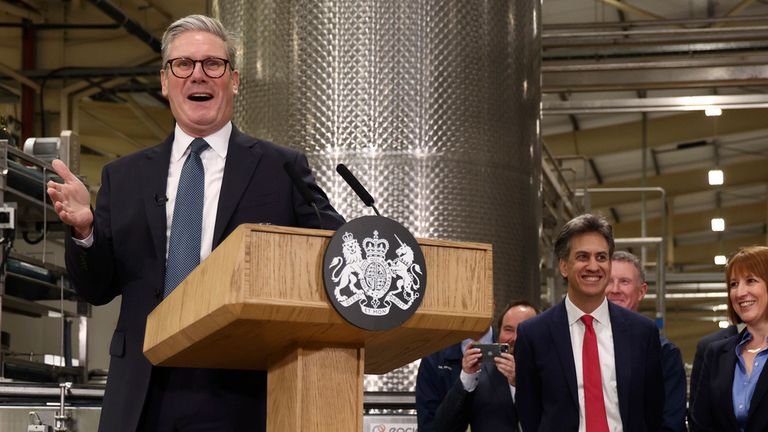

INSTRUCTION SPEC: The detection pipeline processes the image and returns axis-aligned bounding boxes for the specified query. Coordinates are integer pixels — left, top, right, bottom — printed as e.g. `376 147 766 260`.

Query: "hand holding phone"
472 343 510 363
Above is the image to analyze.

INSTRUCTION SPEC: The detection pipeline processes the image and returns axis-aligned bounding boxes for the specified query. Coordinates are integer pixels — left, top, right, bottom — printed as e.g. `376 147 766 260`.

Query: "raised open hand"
46 159 93 239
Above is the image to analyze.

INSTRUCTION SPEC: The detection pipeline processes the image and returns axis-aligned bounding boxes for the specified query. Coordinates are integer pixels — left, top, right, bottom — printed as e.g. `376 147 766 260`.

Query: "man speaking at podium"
46 14 344 432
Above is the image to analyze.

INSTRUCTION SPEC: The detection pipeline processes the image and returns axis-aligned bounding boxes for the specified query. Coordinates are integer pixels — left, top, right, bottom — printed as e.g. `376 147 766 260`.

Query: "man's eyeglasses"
165 57 230 79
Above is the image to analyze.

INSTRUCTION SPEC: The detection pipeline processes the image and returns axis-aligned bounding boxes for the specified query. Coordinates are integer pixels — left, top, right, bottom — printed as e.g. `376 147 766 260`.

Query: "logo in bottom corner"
323 216 426 331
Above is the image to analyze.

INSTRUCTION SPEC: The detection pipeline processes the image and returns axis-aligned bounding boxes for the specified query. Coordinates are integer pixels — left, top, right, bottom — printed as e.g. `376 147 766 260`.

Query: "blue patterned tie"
164 138 209 298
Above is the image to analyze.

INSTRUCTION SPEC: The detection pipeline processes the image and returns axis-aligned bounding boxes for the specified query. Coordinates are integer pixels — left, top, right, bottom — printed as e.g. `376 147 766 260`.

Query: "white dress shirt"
165 123 229 261
74 122 230 264
565 295 623 432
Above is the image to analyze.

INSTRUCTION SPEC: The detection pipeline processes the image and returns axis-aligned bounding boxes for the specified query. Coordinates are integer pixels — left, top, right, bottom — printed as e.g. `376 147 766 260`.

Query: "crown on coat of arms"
342 231 355 243
363 231 389 259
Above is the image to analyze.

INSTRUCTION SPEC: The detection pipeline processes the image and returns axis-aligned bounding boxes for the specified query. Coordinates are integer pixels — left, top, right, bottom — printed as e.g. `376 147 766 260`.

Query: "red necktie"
581 315 609 432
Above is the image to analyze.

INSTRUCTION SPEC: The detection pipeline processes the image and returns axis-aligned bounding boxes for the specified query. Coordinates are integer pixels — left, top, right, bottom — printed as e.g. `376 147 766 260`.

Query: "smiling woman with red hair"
691 245 768 432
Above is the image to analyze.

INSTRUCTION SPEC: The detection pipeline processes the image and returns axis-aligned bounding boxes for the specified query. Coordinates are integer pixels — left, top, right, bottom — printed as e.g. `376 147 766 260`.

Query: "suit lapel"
212 126 263 247
141 135 172 260
549 301 579 407
716 337 740 429
609 304 631 425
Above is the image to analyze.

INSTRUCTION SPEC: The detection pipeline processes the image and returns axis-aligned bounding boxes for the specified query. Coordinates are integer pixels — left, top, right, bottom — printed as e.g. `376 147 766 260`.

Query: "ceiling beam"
597 0 665 21
124 94 167 141
79 109 147 150
585 158 768 208
544 14 768 31
722 0 756 20
0 1 43 22
613 201 768 238
543 94 768 115
544 63 768 92
670 233 766 266
544 109 768 156
0 61 40 92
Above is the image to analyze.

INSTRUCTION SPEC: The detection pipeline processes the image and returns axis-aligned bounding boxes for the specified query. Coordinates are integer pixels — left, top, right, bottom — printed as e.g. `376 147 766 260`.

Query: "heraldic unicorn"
328 230 423 317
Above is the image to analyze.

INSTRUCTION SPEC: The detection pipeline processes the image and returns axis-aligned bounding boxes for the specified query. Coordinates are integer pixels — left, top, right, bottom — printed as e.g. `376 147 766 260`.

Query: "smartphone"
473 343 509 362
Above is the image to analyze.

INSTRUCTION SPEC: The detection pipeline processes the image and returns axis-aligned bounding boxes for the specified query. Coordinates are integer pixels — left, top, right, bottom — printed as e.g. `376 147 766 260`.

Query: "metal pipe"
543 41 768 61
54 382 71 431
0 383 103 398
543 14 768 31
8 66 158 80
0 22 121 29
542 94 768 115
641 112 648 265
86 0 161 53
615 237 663 246
78 316 88 383
21 21 35 144
544 25 768 40
545 34 768 50
543 57 768 72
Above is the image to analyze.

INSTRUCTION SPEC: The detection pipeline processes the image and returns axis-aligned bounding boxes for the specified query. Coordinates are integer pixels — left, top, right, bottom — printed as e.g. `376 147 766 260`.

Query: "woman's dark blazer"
691 330 768 431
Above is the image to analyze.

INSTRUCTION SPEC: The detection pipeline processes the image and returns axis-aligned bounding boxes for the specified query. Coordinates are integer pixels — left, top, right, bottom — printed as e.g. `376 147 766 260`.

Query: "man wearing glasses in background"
46 15 344 432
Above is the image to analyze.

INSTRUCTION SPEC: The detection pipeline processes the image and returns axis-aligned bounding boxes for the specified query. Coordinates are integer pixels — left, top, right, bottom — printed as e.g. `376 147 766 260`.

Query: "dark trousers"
138 366 267 432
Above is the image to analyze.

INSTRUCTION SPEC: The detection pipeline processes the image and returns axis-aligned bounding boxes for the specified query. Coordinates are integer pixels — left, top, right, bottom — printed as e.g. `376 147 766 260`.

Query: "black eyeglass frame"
165 57 231 79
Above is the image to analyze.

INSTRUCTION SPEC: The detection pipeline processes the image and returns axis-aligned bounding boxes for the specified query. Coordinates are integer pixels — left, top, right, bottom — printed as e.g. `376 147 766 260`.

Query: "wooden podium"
144 224 493 431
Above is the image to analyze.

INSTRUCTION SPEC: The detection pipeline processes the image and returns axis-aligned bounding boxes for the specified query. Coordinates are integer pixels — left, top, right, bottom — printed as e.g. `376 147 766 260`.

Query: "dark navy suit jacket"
514 300 664 432
65 126 344 432
416 342 464 431
690 331 768 432
660 336 687 432
434 360 519 432
688 324 738 424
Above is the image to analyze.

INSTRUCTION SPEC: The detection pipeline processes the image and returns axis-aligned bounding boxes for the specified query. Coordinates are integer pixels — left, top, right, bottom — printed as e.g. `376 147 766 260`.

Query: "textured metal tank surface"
215 0 541 390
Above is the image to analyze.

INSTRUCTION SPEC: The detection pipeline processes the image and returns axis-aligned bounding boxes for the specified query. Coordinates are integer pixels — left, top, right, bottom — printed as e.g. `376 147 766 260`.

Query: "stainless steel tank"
214 0 541 391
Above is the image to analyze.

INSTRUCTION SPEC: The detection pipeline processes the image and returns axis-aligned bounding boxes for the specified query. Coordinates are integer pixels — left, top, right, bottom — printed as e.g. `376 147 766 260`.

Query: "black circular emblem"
323 215 427 331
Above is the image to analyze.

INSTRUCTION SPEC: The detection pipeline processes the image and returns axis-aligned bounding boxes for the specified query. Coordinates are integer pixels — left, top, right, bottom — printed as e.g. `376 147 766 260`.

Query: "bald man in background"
435 301 538 431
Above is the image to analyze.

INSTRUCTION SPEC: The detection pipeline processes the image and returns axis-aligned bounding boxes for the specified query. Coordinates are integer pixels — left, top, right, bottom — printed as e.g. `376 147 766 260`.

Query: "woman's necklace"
746 345 768 354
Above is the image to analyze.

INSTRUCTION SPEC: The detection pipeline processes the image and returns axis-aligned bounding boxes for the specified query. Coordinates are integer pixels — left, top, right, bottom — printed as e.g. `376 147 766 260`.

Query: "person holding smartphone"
434 301 538 432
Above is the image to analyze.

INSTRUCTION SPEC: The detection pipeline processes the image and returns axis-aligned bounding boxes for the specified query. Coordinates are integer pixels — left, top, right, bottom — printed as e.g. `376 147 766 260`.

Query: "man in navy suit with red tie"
46 14 344 432
514 214 664 432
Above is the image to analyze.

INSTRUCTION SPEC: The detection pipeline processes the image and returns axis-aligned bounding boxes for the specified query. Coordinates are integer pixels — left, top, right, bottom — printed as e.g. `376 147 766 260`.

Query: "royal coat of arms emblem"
323 216 427 330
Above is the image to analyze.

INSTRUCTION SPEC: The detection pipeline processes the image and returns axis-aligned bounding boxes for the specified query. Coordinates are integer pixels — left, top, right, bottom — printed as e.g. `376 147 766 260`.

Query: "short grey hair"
611 250 646 283
553 214 615 261
161 14 239 69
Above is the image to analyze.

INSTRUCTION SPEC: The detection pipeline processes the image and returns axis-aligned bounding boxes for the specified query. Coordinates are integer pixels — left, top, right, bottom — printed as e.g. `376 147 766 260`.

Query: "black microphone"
154 194 167 206
283 161 324 230
335 164 380 216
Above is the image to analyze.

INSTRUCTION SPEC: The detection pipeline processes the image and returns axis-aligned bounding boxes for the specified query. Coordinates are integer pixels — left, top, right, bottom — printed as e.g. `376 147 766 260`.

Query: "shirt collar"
171 122 232 162
565 294 610 326
737 330 754 349
736 330 768 349
735 331 768 361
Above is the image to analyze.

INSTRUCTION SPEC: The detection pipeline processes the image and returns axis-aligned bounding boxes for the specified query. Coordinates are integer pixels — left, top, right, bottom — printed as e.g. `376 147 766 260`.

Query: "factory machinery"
0 132 102 431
